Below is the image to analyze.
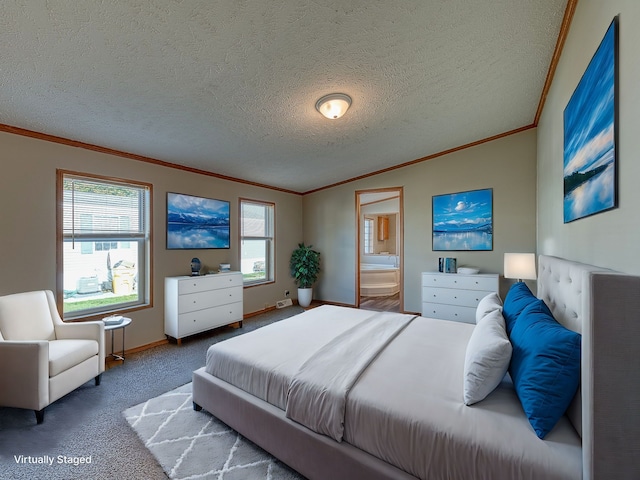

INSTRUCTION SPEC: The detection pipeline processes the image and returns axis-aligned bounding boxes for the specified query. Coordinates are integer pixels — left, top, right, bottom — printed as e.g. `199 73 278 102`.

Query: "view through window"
364 217 374 254
240 199 274 284
58 171 151 318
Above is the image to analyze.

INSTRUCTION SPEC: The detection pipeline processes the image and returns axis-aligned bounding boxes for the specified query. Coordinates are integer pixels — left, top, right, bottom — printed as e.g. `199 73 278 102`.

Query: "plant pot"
297 288 313 308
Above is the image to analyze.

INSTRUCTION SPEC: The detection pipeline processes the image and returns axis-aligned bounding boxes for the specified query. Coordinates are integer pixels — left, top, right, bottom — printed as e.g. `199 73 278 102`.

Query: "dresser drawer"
177 302 243 337
422 273 498 292
421 302 476 324
166 272 244 342
178 286 243 314
178 273 242 295
422 286 494 308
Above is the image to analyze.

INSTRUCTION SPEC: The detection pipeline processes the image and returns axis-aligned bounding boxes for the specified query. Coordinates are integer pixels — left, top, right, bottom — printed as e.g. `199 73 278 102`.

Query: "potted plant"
289 242 321 308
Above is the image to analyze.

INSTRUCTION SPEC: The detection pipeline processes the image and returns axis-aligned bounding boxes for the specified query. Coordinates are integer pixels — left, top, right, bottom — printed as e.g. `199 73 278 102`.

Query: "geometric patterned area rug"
124 383 305 480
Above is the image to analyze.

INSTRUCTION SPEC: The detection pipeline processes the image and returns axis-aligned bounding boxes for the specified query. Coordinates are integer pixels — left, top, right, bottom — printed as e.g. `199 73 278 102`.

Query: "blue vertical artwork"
432 188 493 251
563 18 618 223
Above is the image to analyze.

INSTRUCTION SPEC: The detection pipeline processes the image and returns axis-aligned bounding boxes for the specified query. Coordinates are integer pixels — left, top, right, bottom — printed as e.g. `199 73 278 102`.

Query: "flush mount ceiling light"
315 93 352 119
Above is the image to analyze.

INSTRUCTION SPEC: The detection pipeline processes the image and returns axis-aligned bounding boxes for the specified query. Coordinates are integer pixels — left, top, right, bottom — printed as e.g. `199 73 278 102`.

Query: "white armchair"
0 290 105 424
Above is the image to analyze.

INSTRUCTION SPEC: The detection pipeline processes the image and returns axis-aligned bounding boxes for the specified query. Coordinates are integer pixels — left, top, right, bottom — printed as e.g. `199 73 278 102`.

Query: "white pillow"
463 309 512 405
475 292 503 324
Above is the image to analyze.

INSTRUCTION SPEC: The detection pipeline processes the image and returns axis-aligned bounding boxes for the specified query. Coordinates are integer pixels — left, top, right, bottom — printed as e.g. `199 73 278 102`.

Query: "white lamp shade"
504 253 537 280
315 93 352 119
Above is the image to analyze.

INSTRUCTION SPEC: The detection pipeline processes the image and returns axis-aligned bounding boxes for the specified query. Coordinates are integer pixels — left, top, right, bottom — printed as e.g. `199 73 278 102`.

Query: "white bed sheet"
344 316 582 480
205 305 389 409
204 305 582 480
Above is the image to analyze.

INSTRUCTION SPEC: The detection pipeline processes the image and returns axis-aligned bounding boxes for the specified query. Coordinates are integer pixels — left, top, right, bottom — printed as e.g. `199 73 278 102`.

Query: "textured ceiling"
0 1 567 194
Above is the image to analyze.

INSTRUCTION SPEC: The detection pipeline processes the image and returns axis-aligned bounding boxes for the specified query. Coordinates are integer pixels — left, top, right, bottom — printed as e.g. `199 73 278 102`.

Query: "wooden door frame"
355 187 404 311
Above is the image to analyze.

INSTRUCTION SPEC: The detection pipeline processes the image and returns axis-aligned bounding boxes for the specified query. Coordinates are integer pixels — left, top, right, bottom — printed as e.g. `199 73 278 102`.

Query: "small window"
57 171 151 319
363 217 374 254
240 199 274 285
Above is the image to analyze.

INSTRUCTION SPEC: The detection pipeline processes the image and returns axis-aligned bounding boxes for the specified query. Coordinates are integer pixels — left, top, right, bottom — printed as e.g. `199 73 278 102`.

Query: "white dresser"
421 271 499 324
165 271 243 344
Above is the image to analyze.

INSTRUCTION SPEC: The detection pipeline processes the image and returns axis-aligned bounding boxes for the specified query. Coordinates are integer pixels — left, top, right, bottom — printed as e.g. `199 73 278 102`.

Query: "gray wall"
537 0 640 273
0 132 303 349
303 129 538 313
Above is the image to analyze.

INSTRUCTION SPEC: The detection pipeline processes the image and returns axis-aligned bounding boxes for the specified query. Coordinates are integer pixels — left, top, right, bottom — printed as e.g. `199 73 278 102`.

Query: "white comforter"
205 305 582 480
286 311 415 441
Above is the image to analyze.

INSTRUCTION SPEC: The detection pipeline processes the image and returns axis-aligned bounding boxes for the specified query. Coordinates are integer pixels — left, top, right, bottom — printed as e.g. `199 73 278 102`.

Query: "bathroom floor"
359 293 400 313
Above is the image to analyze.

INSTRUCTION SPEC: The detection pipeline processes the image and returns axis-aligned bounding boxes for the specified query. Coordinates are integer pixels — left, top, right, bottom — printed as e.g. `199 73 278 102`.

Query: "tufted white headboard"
537 255 608 335
536 255 640 480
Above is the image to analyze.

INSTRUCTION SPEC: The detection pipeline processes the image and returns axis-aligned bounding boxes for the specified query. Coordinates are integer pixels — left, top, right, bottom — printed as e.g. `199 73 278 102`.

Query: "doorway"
356 187 403 313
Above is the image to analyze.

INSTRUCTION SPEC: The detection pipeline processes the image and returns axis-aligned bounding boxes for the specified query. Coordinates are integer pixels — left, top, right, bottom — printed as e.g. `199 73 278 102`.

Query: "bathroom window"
240 199 275 285
363 217 374 254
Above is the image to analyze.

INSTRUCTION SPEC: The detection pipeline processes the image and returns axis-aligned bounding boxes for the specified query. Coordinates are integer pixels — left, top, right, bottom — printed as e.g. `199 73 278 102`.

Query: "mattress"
204 305 582 480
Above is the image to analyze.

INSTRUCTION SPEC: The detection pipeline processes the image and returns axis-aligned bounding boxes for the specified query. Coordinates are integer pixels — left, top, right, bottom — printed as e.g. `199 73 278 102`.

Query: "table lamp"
504 253 537 282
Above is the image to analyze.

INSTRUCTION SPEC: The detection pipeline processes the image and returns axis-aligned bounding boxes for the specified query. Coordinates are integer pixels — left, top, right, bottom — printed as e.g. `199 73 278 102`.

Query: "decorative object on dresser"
421 271 499 323
190 257 201 276
165 271 243 344
457 266 480 275
444 257 457 273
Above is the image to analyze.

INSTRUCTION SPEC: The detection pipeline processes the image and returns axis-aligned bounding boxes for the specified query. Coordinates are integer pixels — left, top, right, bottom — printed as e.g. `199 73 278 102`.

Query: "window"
363 217 374 254
57 171 151 319
240 199 274 285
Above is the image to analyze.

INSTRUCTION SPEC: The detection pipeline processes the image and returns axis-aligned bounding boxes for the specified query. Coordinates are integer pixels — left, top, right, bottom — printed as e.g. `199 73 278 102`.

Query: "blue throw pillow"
502 282 537 335
508 299 581 439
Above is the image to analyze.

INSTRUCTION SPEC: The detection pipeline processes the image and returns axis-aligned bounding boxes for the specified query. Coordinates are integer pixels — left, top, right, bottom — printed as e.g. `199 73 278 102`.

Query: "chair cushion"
0 291 56 341
49 339 99 377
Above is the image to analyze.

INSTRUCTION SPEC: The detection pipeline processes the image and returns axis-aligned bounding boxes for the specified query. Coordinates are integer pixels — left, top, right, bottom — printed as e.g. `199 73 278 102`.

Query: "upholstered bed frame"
192 255 640 479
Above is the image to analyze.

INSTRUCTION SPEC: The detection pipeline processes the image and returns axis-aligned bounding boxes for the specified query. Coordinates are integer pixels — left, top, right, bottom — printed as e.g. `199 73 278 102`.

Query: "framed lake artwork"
563 17 618 223
432 188 493 251
166 192 231 249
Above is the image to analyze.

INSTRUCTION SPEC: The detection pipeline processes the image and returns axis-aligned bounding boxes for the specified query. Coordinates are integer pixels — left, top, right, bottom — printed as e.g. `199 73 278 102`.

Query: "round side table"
104 317 132 361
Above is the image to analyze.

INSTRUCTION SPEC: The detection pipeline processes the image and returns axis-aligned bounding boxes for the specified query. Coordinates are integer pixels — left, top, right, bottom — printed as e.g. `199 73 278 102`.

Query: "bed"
192 255 640 479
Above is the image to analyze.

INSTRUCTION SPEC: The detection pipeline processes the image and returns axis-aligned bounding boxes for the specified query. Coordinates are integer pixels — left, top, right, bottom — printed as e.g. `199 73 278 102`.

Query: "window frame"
239 198 275 287
363 216 374 254
56 170 153 320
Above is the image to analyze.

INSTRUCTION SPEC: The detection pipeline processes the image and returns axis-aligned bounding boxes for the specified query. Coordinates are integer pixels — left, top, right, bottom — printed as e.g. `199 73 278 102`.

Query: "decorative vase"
191 258 201 276
297 288 313 308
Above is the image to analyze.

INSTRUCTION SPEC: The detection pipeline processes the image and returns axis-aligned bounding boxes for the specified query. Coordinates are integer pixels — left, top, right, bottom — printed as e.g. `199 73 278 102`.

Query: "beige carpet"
124 383 304 480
